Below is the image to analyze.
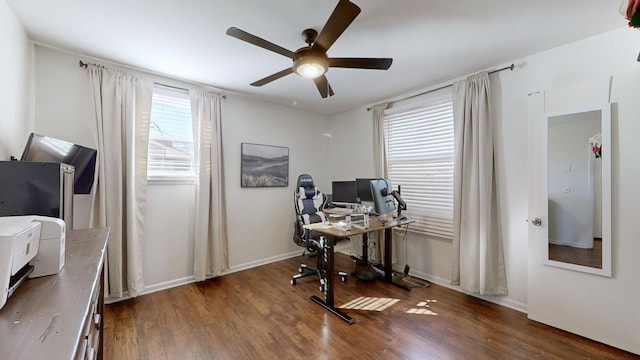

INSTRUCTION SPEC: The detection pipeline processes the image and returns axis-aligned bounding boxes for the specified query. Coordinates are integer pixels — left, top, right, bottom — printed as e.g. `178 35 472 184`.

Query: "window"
147 85 194 181
384 90 454 239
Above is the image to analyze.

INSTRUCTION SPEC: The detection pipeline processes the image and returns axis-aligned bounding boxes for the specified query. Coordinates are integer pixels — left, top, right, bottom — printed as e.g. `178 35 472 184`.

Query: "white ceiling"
7 0 625 116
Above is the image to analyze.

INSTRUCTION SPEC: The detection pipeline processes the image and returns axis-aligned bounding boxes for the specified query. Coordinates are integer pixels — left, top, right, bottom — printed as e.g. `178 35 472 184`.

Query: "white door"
527 82 614 346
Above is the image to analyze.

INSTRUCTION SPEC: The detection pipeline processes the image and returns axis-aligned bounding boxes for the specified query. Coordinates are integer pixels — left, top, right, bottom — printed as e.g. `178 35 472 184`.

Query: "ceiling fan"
226 0 392 98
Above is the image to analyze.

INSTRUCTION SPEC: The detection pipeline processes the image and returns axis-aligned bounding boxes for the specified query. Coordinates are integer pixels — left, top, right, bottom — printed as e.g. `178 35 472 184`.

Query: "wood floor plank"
104 253 638 359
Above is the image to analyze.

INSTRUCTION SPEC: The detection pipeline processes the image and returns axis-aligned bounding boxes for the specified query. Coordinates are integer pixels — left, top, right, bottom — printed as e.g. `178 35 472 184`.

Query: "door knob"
531 218 542 226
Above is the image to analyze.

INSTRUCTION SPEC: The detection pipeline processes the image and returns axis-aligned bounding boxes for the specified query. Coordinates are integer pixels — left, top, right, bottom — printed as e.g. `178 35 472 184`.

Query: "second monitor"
331 180 357 205
355 178 376 202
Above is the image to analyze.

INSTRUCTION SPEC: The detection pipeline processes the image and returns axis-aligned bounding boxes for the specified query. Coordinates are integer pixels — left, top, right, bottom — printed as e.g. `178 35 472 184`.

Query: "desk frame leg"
362 232 369 265
310 295 355 324
384 227 412 291
384 227 393 282
310 235 355 324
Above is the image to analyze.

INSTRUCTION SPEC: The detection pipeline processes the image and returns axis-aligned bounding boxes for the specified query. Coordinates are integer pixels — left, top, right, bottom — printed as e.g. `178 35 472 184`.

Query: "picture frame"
241 142 289 187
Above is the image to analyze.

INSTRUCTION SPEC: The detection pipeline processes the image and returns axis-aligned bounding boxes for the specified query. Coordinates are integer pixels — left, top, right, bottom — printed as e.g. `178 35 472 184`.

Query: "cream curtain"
372 102 389 178
190 90 229 281
372 102 389 261
87 65 152 298
451 72 507 296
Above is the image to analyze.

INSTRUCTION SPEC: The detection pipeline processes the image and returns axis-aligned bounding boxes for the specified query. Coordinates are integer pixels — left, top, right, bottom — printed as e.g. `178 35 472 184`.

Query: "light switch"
563 186 571 193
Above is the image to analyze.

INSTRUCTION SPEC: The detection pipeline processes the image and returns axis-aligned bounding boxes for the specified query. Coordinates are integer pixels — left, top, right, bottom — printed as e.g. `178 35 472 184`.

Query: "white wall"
327 109 374 180
0 0 33 160
524 29 640 354
16 17 640 354
222 95 330 268
32 45 330 291
143 95 331 288
32 47 96 228
328 27 640 354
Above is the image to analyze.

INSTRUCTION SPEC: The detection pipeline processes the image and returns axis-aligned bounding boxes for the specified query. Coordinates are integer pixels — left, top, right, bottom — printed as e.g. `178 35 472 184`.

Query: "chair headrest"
297 174 315 189
297 174 321 200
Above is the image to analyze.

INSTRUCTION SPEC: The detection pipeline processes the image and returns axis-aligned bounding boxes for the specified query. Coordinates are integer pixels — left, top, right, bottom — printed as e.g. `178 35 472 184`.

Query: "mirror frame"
542 103 612 277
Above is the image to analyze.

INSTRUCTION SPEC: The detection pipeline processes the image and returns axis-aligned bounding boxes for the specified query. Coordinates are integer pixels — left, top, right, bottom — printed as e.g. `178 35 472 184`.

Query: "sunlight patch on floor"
407 299 437 315
338 297 400 311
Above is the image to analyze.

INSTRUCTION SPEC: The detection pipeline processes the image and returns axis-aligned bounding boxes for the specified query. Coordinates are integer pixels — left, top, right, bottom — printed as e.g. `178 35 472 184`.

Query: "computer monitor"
370 178 397 216
356 178 375 202
20 133 97 194
331 180 357 204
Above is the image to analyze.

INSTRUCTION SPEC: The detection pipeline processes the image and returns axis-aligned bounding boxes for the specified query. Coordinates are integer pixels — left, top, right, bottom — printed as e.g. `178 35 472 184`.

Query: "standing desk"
304 216 413 324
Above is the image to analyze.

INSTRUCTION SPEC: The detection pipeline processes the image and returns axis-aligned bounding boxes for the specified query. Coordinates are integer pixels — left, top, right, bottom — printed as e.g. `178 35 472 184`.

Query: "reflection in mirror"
545 104 611 277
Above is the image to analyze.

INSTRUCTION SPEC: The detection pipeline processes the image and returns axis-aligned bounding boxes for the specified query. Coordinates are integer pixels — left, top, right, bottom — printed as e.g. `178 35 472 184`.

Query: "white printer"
0 216 66 310
28 216 66 278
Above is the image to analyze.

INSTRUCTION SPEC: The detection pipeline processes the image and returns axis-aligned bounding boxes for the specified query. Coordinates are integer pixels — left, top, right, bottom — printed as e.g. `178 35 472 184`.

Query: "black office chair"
291 174 347 289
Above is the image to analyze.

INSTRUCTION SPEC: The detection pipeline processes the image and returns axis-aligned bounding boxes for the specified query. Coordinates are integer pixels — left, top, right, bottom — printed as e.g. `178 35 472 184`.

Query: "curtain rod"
79 60 226 98
153 82 190 93
366 63 514 111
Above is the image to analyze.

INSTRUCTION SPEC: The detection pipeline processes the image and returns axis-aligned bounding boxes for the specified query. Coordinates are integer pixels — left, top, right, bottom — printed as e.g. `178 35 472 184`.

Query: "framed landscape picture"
241 143 289 187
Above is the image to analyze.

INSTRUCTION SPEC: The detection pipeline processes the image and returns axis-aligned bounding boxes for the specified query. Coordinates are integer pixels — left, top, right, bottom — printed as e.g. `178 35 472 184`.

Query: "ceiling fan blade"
226 27 296 59
312 1 361 52
251 68 294 87
328 57 393 70
313 75 335 98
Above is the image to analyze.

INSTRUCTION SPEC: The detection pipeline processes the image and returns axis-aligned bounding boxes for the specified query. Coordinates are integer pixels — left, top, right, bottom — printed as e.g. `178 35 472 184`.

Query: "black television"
331 180 357 204
20 133 97 194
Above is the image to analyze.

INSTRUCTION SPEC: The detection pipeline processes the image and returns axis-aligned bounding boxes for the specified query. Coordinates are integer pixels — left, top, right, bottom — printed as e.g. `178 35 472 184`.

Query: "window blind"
147 85 195 180
384 93 454 239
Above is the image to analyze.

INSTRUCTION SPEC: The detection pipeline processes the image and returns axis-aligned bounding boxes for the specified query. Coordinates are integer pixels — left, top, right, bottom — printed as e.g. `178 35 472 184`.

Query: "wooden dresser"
0 227 109 360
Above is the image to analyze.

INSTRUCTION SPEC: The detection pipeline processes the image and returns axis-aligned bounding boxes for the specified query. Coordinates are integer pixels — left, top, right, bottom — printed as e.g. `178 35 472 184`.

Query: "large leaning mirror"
543 104 611 277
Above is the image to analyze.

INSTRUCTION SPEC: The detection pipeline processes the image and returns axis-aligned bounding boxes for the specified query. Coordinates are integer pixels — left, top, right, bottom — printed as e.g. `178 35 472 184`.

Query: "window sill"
147 178 195 185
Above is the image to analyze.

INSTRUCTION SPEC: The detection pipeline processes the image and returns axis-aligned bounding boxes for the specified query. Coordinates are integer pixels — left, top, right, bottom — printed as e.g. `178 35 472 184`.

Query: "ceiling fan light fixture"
293 55 328 79
226 1 391 98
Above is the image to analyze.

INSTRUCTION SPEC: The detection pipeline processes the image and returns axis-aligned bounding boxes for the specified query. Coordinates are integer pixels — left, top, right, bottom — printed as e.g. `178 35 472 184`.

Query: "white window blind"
147 85 194 180
384 91 454 239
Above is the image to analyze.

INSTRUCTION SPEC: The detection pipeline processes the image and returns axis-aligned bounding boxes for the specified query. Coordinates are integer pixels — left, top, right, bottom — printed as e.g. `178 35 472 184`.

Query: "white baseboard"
108 250 527 315
106 251 305 304
105 276 197 304
406 267 528 314
227 251 301 273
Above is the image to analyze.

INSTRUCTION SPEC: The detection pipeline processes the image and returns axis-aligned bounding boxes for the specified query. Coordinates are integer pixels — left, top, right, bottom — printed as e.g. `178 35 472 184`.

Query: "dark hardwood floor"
104 252 637 360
